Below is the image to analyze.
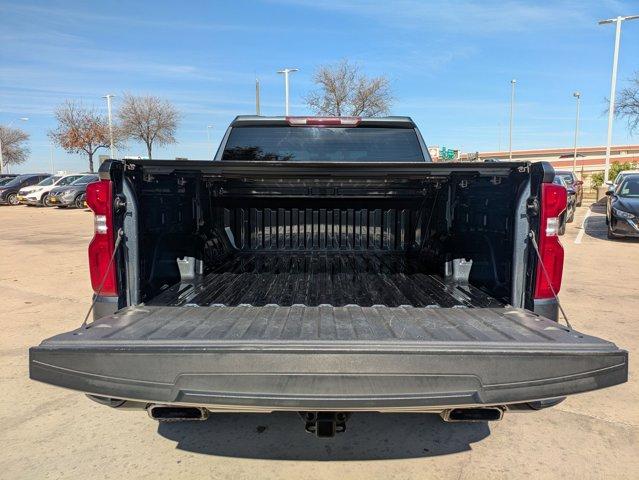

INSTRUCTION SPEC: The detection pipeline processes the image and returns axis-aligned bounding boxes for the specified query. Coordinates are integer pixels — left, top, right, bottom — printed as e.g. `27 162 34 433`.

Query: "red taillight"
534 183 567 299
286 116 361 127
85 179 117 296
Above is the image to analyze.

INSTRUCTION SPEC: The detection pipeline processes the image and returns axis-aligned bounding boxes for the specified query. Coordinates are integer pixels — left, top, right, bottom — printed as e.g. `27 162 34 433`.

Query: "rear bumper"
48 195 75 206
30 342 627 411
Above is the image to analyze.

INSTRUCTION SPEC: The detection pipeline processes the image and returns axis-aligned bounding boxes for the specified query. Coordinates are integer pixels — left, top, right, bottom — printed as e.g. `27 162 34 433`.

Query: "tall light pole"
599 15 639 183
572 91 581 175
0 117 29 174
103 94 116 159
206 125 214 159
255 78 261 116
277 68 298 116
509 79 516 160
50 142 55 174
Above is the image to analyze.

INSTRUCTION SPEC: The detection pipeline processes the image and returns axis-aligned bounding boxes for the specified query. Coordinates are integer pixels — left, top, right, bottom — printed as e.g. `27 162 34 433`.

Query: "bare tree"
305 60 393 117
49 101 114 172
0 125 30 168
615 72 639 135
118 94 179 159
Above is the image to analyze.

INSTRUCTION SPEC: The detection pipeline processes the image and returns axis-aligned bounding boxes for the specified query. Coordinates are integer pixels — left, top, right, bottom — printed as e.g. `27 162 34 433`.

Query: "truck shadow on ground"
157 412 490 460
584 203 639 242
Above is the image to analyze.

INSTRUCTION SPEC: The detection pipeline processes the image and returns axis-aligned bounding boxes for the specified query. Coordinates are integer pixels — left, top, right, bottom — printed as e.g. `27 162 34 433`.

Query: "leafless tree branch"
48 101 117 172
614 72 639 135
118 94 180 159
0 125 30 166
305 60 393 117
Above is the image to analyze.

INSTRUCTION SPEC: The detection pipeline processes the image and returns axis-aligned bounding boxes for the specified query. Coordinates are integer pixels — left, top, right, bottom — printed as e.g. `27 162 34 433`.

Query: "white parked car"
19 173 86 207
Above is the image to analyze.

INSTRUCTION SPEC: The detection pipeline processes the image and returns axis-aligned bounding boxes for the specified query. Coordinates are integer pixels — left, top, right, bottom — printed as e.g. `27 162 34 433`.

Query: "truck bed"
29 128 630 420
148 252 503 308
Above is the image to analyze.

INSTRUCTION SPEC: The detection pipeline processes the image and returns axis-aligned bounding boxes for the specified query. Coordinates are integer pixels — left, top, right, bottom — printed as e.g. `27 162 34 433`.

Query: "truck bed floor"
148 252 503 308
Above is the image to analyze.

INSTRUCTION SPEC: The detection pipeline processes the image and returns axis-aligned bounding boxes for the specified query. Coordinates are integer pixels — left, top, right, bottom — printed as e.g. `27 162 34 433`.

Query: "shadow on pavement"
584 202 639 242
157 412 490 460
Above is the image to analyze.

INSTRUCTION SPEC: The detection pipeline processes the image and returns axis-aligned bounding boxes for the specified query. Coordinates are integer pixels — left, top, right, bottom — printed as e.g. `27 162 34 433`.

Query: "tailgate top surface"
40 305 615 351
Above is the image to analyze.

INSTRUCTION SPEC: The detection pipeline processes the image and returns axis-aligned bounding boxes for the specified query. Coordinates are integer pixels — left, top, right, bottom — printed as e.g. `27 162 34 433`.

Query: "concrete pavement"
1 204 636 479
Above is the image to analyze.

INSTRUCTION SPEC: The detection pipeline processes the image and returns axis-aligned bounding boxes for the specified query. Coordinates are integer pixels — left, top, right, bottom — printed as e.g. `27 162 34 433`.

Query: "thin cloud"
1 2 339 35
267 0 593 34
0 3 262 33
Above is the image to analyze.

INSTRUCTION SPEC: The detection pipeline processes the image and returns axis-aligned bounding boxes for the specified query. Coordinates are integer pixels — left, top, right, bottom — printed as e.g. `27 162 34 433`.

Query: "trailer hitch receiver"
299 412 350 438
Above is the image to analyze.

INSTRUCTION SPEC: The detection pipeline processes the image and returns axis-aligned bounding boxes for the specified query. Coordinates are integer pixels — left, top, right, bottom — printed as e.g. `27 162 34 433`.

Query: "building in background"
459 145 639 178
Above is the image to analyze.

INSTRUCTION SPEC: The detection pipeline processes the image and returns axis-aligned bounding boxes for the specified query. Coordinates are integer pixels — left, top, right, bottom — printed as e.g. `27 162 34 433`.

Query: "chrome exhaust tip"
147 405 209 422
440 407 504 422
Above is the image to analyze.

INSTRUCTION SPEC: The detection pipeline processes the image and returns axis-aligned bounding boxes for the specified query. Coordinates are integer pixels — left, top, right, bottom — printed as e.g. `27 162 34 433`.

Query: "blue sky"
1 0 638 173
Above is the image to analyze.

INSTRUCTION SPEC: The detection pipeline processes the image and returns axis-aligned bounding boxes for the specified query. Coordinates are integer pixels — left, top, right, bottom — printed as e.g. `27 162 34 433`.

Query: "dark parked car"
48 174 99 208
606 174 639 239
0 174 18 186
553 175 575 235
0 173 50 205
608 169 639 192
554 170 584 207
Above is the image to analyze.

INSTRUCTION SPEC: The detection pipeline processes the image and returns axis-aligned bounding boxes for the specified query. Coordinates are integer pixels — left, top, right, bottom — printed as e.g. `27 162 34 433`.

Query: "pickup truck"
30 116 627 437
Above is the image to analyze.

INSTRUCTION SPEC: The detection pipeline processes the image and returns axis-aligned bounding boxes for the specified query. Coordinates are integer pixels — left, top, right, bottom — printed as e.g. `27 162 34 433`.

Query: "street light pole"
0 117 29 174
103 94 116 159
572 91 581 175
599 15 639 184
509 79 516 160
255 78 261 116
206 125 214 159
50 142 55 174
277 68 299 116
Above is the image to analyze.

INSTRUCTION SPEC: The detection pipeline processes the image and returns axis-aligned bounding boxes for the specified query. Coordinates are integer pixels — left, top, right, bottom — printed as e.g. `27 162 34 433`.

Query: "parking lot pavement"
1 204 637 480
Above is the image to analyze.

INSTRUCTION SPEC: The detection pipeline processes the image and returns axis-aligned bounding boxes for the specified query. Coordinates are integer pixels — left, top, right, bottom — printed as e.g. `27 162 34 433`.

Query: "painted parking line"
575 208 592 244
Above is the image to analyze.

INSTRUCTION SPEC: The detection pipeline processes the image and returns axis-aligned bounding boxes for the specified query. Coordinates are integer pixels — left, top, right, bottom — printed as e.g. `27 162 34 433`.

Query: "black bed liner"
149 252 502 308
30 305 627 410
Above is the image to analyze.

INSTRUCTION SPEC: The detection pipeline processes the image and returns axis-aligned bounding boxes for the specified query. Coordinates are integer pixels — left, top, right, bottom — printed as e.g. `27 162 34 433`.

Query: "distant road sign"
440 147 456 160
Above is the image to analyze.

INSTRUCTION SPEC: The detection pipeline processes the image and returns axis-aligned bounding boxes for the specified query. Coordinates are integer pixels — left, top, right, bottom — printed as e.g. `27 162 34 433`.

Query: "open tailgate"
30 305 627 410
